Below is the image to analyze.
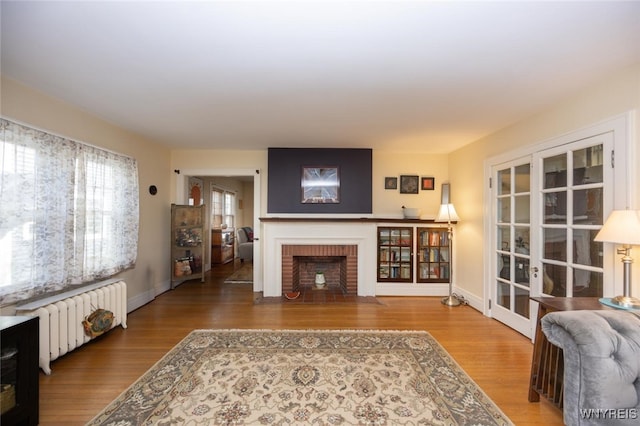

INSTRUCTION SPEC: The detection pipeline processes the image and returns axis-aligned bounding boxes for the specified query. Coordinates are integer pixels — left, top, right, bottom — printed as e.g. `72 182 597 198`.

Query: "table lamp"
594 209 640 308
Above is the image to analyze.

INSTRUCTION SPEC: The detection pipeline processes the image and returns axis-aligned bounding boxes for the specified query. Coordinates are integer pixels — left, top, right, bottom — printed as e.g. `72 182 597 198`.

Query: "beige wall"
171 150 450 220
372 151 449 218
3 61 639 313
450 63 640 302
1 76 172 312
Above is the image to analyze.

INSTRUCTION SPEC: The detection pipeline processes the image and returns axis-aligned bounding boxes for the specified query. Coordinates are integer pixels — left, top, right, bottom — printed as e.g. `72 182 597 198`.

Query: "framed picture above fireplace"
301 166 340 204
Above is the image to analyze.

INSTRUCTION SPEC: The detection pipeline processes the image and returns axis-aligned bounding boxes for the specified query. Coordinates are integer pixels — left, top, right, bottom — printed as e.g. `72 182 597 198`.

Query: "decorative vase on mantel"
314 272 326 288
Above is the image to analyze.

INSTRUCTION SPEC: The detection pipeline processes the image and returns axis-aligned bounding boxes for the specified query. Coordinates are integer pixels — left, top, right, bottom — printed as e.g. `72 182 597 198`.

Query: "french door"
491 133 615 337
492 159 534 336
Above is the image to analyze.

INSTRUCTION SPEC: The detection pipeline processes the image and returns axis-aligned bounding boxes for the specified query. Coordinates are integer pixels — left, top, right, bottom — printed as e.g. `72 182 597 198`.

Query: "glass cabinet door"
417 228 450 283
377 227 413 282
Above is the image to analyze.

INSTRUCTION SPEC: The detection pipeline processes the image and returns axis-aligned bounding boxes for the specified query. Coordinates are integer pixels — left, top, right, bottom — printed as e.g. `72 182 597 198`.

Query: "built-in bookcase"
376 226 451 285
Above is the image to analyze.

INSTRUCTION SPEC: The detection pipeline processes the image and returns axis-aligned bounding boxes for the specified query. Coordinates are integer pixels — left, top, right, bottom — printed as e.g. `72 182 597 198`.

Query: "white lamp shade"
435 204 459 222
594 210 640 245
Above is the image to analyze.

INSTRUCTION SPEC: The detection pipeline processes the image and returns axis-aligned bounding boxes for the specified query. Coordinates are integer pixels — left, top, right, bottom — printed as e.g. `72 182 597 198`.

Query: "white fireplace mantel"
262 220 378 297
260 217 453 298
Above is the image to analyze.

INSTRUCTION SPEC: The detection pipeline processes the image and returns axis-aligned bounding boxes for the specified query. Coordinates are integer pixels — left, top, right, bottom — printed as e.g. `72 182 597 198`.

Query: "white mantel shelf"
260 217 456 224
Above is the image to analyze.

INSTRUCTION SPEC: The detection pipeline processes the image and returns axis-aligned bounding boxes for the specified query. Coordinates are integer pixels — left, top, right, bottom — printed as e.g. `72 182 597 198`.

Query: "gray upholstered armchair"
541 310 640 426
237 227 253 262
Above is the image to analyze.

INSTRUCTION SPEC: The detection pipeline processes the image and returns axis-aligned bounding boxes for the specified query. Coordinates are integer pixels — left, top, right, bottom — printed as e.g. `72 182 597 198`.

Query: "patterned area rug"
88 330 513 425
223 263 253 283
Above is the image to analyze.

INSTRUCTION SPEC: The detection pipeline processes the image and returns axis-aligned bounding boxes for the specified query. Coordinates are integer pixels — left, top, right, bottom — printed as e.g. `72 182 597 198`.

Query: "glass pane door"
539 142 606 297
493 160 533 336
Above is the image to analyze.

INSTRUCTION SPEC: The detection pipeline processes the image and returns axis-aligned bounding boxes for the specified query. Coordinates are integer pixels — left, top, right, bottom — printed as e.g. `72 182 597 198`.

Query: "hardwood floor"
38 260 563 425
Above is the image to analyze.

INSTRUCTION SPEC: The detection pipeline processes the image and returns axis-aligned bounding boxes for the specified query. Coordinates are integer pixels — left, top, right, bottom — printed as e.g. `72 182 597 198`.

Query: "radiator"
15 280 127 374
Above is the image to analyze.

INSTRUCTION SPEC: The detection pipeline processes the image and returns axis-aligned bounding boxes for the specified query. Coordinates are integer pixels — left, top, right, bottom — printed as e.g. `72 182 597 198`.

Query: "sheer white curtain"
0 118 139 305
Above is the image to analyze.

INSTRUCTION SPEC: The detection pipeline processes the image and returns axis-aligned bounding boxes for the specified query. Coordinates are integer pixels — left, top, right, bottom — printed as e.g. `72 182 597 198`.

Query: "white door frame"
175 168 263 293
483 112 634 338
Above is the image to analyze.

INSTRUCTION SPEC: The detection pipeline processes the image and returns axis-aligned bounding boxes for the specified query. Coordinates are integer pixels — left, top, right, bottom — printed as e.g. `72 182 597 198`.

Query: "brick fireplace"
282 244 358 294
261 219 377 297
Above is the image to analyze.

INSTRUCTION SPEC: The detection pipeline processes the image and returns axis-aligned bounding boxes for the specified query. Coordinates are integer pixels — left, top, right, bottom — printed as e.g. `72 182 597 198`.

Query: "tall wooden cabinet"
171 204 205 288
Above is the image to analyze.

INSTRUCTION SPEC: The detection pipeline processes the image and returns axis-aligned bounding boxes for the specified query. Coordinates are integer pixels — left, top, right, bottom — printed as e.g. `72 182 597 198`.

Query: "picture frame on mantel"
400 175 419 194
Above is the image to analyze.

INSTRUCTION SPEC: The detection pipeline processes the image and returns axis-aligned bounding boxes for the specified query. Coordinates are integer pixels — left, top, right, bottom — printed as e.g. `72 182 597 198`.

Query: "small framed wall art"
421 177 435 191
384 177 398 190
400 175 419 194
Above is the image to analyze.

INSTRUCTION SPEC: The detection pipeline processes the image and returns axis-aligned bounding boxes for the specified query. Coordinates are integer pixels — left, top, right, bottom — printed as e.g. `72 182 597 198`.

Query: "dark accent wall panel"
268 148 372 214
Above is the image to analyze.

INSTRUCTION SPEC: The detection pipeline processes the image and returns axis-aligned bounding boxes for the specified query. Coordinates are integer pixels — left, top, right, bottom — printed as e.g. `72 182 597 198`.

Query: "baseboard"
452 286 483 312
127 279 170 313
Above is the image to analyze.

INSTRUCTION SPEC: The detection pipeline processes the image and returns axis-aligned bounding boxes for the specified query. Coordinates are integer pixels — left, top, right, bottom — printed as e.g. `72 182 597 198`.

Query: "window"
211 185 236 229
0 118 139 306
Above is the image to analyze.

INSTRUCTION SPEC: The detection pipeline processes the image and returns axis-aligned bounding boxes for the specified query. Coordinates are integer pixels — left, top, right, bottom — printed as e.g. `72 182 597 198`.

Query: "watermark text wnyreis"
580 408 638 420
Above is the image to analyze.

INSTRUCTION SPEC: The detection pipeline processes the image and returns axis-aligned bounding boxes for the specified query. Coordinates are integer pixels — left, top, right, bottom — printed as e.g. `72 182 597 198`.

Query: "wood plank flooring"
38 260 563 425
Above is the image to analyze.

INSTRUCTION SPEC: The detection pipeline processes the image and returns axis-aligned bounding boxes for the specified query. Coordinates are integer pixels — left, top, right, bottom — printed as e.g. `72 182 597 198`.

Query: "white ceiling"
2 1 640 153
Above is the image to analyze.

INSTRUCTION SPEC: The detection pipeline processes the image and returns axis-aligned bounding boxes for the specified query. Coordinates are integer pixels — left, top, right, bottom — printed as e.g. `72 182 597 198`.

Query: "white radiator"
15 279 127 374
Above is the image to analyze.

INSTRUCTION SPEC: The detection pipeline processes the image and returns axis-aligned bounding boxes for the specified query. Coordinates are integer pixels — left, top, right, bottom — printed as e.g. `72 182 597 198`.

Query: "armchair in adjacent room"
237 227 253 262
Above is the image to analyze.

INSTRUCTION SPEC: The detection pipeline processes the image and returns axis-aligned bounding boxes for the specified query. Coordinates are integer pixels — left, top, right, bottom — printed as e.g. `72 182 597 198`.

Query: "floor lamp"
436 184 461 306
594 209 640 309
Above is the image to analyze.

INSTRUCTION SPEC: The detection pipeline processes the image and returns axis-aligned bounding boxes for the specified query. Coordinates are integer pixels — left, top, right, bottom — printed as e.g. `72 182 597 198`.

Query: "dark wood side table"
528 297 610 408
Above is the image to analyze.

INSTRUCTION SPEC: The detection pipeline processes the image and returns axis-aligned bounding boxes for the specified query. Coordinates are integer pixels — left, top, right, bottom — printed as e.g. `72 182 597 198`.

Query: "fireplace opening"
295 256 346 292
282 244 357 295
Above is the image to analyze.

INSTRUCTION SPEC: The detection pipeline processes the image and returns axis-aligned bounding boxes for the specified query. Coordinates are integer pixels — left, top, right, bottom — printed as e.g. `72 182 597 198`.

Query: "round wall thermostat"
149 185 158 195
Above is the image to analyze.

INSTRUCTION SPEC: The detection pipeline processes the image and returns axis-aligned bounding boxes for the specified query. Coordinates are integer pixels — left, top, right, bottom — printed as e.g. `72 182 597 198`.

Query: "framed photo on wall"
400 175 419 194
421 177 435 191
384 177 398 190
301 166 340 203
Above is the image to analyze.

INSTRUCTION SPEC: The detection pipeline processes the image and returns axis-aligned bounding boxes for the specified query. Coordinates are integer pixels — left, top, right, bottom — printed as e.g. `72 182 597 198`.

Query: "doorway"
175 168 262 293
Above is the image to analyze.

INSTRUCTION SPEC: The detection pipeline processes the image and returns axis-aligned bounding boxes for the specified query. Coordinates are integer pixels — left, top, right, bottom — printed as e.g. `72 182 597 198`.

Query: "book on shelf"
401 265 410 279
440 265 450 279
420 264 428 279
400 247 411 261
429 248 440 262
440 249 449 262
391 266 400 278
379 248 390 261
429 265 440 278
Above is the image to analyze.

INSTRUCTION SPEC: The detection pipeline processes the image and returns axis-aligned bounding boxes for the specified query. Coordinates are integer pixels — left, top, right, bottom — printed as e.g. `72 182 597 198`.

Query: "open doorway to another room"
195 176 253 268
176 169 261 293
